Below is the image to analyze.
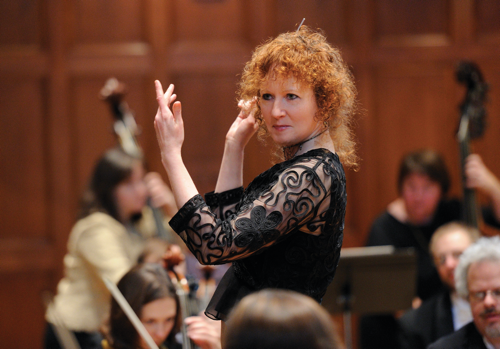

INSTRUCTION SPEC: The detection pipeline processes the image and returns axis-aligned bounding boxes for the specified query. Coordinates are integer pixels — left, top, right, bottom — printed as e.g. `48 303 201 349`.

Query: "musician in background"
360 149 500 349
104 263 221 349
399 222 479 349
428 236 500 349
44 147 178 349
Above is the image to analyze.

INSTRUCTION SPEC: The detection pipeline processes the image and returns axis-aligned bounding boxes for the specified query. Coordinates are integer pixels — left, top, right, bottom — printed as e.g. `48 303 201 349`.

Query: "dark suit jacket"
399 291 454 349
427 322 487 349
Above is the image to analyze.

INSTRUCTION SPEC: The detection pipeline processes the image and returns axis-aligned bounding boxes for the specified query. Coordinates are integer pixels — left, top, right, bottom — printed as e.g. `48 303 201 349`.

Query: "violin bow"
102 277 160 349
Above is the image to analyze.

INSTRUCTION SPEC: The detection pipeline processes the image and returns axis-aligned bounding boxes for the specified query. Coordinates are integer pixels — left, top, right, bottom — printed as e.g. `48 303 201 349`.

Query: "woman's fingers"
238 98 258 119
172 101 183 124
169 94 177 105
155 80 175 110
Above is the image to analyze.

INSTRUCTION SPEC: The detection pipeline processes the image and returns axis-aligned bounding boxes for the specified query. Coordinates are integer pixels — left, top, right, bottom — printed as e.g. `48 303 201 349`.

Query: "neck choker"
282 129 328 160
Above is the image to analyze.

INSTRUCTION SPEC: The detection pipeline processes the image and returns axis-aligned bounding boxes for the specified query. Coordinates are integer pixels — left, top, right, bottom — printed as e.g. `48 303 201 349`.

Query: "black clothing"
359 200 461 349
399 291 454 349
361 200 499 349
367 200 461 300
427 321 487 349
170 149 346 320
44 323 102 349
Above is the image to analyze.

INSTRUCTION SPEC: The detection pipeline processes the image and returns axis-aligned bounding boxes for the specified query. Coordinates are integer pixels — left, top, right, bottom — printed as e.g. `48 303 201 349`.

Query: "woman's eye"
261 93 272 100
287 94 298 100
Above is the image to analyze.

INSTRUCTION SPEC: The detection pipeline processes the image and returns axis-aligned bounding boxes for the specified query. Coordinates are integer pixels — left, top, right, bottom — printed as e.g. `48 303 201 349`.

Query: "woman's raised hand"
154 80 184 162
225 98 259 151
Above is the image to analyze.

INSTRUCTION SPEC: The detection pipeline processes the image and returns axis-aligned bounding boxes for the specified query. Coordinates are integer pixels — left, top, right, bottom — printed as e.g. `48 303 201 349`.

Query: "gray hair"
455 236 500 298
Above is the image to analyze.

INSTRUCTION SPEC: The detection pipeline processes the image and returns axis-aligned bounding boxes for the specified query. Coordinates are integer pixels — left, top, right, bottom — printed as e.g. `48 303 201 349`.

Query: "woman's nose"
271 100 285 119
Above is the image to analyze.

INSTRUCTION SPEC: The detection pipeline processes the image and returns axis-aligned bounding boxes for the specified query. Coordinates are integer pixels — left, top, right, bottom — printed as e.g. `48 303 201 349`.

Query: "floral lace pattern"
170 148 346 302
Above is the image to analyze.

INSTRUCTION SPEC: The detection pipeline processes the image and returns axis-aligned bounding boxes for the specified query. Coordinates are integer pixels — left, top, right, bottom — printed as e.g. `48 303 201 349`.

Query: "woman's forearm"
215 142 244 193
161 152 199 210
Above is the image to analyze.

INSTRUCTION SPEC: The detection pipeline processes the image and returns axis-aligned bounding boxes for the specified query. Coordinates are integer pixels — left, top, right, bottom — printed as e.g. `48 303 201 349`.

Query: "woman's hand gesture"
225 98 259 151
154 81 184 162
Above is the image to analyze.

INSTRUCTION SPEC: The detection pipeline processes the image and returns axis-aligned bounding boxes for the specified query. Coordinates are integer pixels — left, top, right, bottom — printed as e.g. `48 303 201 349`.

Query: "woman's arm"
154 80 199 209
214 99 258 193
170 157 342 265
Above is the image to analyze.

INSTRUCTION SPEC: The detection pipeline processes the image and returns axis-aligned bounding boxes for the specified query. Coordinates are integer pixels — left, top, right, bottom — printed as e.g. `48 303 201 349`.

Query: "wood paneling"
0 78 48 239
374 0 451 47
2 1 500 348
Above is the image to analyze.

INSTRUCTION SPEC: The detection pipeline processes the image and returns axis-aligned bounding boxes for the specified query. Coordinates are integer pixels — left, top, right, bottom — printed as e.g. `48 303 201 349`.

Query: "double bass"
455 61 490 232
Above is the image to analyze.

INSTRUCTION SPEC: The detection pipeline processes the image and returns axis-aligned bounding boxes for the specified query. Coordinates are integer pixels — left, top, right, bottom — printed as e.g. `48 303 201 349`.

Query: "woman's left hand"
225 99 259 151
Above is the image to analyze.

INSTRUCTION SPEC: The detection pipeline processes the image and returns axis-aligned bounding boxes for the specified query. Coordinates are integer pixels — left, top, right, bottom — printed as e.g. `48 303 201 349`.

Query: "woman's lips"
273 125 290 131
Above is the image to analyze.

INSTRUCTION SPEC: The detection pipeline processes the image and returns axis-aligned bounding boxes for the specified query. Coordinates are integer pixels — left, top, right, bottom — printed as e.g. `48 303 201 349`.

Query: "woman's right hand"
185 315 222 349
225 98 259 151
154 80 184 162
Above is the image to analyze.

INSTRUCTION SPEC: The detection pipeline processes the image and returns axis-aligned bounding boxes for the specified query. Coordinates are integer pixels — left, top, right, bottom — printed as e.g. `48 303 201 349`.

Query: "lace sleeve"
204 186 244 220
169 157 336 265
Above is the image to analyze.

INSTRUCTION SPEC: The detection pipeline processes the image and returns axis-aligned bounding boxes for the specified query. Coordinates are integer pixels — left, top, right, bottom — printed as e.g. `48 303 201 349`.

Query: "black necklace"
282 129 328 160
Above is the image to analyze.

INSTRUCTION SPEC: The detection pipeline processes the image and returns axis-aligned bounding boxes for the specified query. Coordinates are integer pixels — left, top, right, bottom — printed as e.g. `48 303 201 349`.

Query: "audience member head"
455 236 500 344
397 149 450 225
108 263 180 349
224 289 340 349
238 25 358 167
430 222 480 291
79 147 148 222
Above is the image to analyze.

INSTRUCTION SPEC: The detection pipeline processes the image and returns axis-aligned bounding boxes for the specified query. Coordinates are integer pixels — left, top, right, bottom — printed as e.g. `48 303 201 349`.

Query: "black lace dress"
169 148 346 320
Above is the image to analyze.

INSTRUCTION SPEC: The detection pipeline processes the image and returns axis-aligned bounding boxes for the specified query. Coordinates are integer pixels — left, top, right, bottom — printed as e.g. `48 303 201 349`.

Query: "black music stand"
321 246 416 349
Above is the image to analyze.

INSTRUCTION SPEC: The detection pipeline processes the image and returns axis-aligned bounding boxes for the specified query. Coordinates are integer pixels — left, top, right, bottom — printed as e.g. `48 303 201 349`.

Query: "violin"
455 61 491 233
163 247 198 349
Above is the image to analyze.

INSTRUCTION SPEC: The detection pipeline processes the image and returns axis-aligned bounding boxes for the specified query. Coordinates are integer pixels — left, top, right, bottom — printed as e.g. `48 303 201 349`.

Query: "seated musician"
103 262 221 349
399 222 479 349
360 149 500 349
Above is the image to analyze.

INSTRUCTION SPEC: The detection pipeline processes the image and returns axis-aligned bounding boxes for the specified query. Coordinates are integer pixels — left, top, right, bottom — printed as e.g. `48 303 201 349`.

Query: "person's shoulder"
75 211 122 230
69 212 124 244
399 292 447 330
293 148 344 175
368 211 402 236
427 322 481 349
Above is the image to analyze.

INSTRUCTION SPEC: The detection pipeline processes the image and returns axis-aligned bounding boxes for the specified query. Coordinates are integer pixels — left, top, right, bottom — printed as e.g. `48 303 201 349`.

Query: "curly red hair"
238 26 358 168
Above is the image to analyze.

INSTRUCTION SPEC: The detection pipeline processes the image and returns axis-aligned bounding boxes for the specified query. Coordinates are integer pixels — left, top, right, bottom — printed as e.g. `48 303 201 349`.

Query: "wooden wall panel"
0 78 48 239
71 0 144 44
0 272 53 348
372 64 460 214
275 0 349 46
0 1 43 47
476 1 500 44
375 0 451 46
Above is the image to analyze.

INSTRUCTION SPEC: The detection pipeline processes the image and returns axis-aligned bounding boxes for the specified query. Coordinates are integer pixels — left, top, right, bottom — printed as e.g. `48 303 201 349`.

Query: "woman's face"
259 75 320 146
140 296 177 346
401 173 443 225
114 161 148 221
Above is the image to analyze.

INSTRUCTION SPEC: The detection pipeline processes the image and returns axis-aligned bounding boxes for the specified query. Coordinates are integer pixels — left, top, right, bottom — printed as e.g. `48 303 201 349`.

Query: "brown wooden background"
1 0 500 348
